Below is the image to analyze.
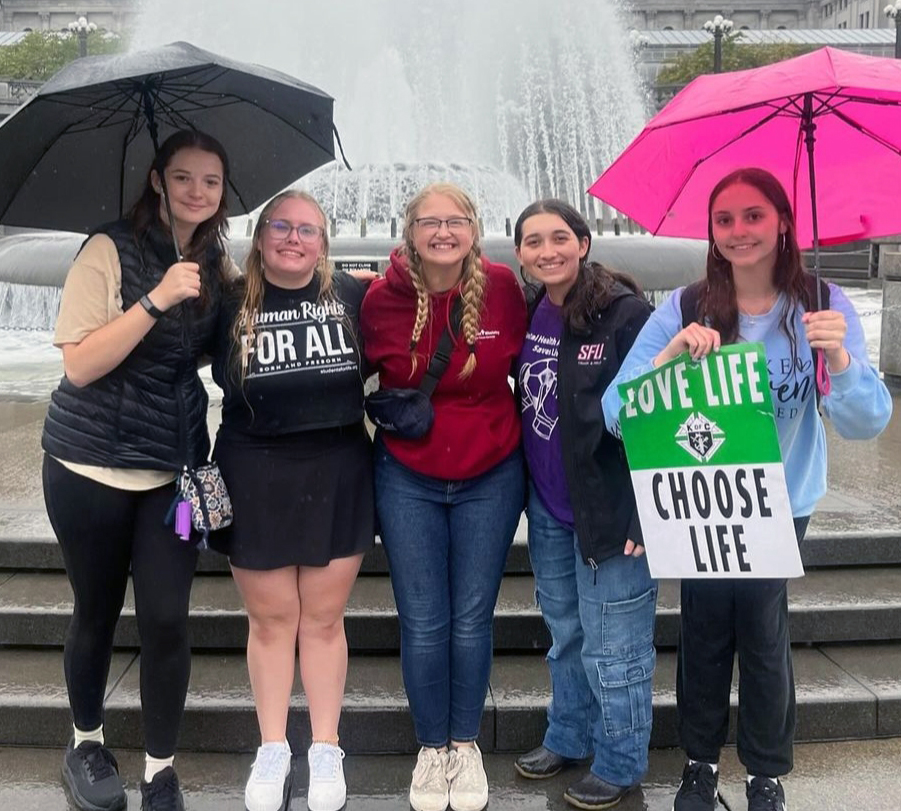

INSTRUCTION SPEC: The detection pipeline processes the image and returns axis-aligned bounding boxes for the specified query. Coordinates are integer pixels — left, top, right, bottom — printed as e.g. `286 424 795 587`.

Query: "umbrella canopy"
589 47 901 249
0 41 344 233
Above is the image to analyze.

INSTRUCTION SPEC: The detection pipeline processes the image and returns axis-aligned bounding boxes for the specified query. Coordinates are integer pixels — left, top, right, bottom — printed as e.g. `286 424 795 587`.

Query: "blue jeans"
527 484 657 787
374 439 525 747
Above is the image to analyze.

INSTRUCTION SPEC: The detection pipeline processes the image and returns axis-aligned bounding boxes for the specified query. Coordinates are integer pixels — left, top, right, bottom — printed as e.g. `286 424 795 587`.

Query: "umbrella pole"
142 86 183 262
802 94 822 310
802 93 831 396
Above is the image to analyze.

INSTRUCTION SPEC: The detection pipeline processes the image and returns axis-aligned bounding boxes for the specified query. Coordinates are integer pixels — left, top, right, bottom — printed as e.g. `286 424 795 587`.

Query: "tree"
0 30 126 81
656 34 813 86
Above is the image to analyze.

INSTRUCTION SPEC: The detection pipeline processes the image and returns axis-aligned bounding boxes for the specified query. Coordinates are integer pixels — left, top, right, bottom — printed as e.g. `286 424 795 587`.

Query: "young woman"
42 129 231 811
513 199 657 810
210 190 373 811
360 183 527 811
602 168 893 811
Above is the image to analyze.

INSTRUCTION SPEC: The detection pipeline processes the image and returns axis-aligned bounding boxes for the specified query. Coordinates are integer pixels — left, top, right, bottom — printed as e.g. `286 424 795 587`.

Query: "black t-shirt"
213 273 367 435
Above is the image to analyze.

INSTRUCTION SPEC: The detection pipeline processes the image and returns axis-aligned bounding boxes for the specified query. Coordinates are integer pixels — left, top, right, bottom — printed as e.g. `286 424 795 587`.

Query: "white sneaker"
446 743 488 811
409 747 450 811
307 742 346 811
245 741 292 811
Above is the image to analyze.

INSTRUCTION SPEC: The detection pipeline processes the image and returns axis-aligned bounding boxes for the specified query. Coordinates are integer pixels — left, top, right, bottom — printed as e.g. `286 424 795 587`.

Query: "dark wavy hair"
698 167 812 349
514 199 640 334
129 129 231 303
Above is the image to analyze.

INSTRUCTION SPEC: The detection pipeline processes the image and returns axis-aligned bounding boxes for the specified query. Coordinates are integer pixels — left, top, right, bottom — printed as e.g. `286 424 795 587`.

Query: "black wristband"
139 294 165 319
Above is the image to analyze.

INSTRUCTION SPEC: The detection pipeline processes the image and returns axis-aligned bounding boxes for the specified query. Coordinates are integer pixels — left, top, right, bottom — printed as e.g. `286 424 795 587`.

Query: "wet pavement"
2 740 901 810
2 386 901 540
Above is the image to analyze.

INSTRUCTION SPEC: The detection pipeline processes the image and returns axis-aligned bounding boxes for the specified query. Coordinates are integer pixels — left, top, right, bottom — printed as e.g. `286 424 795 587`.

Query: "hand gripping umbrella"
589 47 901 392
0 40 351 258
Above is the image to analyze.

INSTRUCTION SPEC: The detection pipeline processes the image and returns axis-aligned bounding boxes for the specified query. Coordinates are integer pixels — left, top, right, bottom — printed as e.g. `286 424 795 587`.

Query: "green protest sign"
618 343 803 579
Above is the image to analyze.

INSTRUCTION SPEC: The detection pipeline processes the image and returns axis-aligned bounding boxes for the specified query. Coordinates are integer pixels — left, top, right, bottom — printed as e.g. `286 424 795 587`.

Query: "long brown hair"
232 190 334 384
514 198 641 333
402 182 486 379
697 168 812 357
129 129 230 289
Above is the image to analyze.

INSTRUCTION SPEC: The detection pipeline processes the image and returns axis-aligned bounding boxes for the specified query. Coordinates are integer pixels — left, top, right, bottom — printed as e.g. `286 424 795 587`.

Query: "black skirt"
209 423 375 569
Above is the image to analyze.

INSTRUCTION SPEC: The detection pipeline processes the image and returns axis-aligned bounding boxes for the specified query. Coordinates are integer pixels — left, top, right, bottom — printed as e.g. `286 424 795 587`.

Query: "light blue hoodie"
602 283 893 517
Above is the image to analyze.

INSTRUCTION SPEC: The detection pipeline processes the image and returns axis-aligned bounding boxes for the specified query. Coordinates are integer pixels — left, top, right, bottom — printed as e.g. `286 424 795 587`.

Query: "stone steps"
2 644 899 754
2 566 901 651
3 529 901 572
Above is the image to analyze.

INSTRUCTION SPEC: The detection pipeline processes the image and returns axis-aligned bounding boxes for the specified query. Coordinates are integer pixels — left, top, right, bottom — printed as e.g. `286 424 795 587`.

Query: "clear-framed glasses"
413 216 473 233
264 219 323 243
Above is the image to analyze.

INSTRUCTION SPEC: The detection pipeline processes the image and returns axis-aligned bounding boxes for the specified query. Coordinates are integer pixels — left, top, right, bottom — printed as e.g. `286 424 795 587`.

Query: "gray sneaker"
62 738 127 811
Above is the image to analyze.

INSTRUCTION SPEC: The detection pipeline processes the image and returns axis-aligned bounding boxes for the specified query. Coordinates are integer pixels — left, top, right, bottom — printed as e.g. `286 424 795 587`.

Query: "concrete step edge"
1 646 899 753
3 530 901 571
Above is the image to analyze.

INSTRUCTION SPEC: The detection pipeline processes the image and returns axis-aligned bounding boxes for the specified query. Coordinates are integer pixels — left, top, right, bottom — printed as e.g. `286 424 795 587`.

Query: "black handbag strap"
418 296 464 398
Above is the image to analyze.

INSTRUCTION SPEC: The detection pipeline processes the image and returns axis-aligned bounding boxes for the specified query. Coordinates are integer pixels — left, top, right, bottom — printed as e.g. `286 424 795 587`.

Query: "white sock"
748 774 778 785
144 754 175 783
689 759 718 773
73 724 104 747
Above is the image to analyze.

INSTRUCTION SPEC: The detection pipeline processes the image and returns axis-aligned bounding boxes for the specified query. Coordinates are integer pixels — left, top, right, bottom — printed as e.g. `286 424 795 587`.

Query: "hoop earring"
711 243 725 261
780 233 787 253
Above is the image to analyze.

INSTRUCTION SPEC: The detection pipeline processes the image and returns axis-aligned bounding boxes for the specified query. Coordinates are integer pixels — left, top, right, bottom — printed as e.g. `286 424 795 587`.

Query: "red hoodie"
361 249 527 480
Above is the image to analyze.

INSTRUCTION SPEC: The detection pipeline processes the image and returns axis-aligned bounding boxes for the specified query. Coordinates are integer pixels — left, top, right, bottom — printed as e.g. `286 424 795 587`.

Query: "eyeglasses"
264 219 323 243
413 217 473 233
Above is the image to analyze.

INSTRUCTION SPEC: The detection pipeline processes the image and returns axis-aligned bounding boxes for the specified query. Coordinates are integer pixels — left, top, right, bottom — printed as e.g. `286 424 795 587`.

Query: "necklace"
738 291 779 324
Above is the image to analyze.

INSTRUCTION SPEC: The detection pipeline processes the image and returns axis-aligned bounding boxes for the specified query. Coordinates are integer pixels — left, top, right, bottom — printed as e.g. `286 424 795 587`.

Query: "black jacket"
42 220 223 470
525 282 652 566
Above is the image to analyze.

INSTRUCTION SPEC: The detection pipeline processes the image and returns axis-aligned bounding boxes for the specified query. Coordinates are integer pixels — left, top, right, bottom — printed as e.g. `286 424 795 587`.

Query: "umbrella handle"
815 348 831 398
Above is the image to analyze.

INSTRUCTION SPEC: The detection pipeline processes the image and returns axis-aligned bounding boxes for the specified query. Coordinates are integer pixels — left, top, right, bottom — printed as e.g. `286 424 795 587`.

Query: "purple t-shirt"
517 296 574 528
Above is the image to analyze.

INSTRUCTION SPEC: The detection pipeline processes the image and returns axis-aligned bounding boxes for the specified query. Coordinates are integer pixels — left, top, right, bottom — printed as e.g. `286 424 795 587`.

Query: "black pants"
676 517 809 778
42 455 199 758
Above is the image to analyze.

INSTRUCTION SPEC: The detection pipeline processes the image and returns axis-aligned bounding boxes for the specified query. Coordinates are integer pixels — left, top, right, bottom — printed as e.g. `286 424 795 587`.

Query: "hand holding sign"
655 323 721 366
617 344 803 580
623 539 645 557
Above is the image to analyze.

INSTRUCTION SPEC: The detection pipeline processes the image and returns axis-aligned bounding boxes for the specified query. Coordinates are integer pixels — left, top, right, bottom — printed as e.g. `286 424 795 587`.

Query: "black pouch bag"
365 297 462 440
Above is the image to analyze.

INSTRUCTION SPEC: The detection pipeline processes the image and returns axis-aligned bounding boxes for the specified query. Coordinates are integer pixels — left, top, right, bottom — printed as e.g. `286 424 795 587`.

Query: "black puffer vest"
42 220 223 470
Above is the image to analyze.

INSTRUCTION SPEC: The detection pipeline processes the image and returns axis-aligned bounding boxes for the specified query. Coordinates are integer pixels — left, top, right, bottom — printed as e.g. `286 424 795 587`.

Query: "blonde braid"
458 249 486 379
401 181 484 379
407 250 431 377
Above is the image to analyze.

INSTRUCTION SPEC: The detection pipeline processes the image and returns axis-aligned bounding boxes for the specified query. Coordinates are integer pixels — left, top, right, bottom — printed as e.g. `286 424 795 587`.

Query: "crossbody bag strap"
418 295 464 398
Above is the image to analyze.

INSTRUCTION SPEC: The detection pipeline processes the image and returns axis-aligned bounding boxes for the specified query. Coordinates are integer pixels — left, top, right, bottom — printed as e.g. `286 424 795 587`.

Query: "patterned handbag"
176 462 233 545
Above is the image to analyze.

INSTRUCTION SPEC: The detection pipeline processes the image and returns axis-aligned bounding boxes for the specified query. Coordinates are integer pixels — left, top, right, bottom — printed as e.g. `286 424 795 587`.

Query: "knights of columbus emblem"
675 411 725 463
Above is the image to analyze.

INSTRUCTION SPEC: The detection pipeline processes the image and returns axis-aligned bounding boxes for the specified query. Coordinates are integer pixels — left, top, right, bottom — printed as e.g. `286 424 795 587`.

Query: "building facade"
0 1 137 33
629 0 895 31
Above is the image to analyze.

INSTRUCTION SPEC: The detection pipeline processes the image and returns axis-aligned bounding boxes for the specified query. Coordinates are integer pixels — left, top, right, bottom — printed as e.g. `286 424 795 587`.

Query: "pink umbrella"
589 46 901 305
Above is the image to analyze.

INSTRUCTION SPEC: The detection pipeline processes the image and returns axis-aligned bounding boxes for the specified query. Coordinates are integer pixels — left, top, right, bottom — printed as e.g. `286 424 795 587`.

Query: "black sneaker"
672 762 718 811
140 766 185 811
746 777 786 811
62 738 127 811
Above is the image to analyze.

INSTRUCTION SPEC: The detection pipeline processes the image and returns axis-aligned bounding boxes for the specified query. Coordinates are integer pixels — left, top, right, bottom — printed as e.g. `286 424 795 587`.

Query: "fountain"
130 0 649 231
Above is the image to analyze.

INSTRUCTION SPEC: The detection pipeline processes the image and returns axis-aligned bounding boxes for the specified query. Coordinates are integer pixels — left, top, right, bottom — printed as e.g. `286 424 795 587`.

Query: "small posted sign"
617 344 803 580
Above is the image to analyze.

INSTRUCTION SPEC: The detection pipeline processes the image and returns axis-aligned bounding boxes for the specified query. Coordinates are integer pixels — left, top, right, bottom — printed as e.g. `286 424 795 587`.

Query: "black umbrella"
0 40 350 245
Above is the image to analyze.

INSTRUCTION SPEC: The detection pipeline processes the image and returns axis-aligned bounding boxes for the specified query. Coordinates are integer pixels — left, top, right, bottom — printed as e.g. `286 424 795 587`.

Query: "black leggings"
42 455 199 758
676 516 810 777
